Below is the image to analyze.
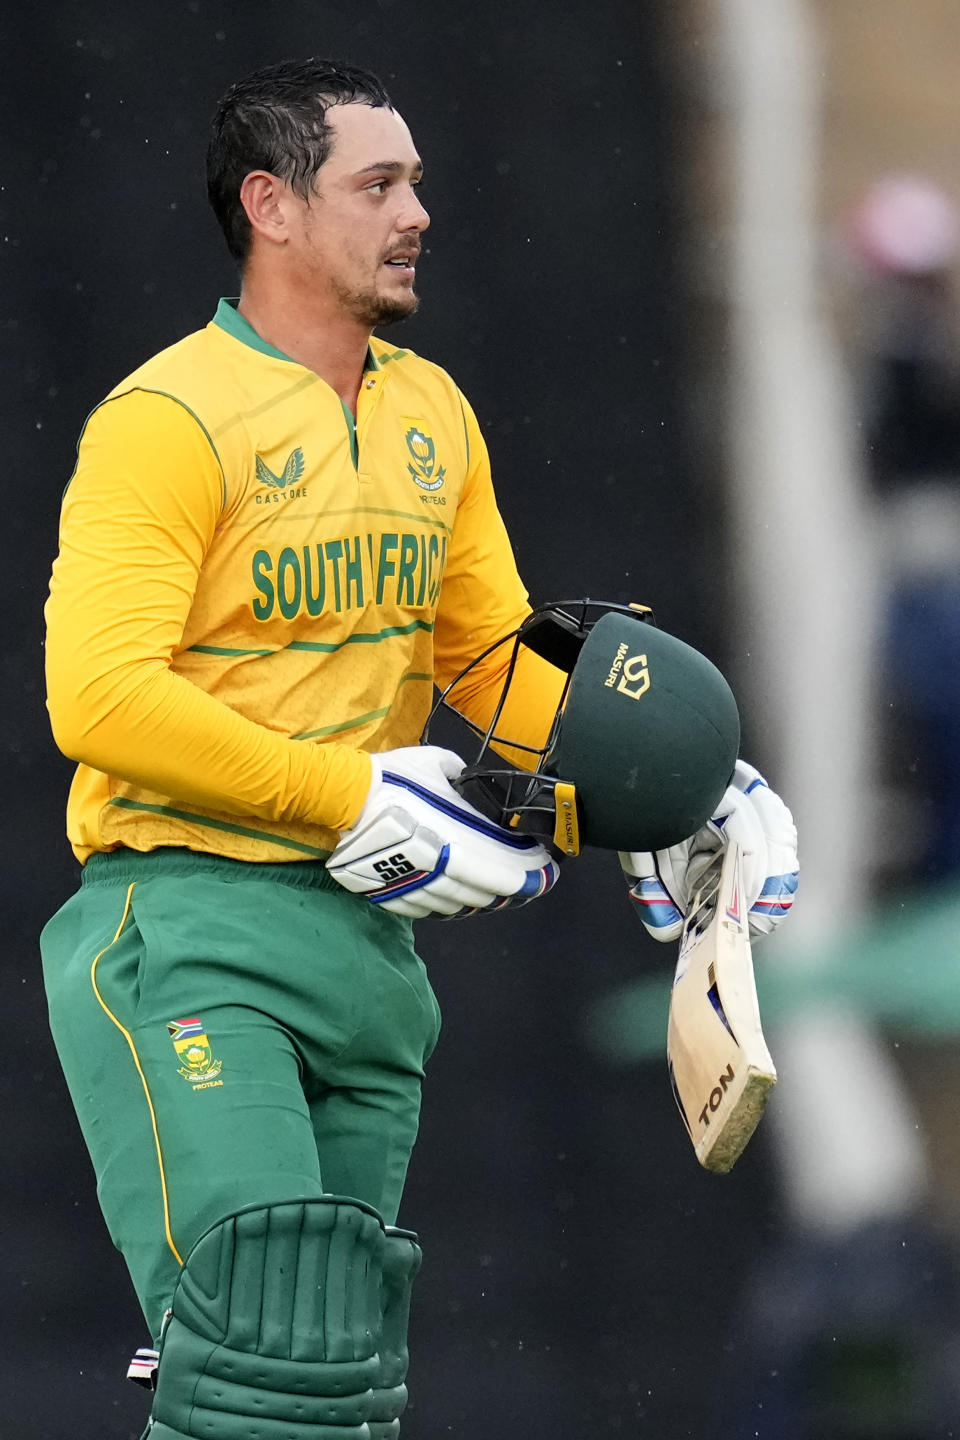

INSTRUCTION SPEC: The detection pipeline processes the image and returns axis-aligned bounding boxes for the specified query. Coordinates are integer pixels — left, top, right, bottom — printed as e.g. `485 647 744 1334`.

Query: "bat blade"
666 841 776 1173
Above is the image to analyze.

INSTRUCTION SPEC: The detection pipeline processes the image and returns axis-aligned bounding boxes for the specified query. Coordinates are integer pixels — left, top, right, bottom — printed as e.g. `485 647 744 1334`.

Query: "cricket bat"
667 840 777 1173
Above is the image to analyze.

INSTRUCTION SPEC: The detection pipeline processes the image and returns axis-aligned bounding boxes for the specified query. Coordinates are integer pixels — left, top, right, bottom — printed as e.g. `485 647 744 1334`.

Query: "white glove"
620 760 798 943
326 745 560 919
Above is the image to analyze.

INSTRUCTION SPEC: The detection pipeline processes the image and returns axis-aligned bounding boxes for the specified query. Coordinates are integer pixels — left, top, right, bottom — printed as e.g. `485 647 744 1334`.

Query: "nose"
401 186 430 233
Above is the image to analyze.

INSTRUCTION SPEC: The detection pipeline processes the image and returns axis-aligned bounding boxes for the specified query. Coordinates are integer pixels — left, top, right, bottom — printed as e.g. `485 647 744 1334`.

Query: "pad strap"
149 1197 391 1440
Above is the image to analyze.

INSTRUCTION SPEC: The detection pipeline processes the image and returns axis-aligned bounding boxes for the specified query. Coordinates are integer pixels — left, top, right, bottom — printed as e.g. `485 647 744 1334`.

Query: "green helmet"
423 600 740 855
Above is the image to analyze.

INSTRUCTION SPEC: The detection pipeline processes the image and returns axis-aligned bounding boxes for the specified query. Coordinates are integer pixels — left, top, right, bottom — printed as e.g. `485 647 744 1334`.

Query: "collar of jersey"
212 298 380 373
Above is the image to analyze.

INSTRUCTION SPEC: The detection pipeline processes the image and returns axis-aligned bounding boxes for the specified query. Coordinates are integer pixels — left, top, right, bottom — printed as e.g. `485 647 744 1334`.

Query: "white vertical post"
719 0 927 1226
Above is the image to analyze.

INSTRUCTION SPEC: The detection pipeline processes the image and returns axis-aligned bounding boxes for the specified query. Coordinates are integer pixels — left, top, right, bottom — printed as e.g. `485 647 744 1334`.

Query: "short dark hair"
207 58 392 265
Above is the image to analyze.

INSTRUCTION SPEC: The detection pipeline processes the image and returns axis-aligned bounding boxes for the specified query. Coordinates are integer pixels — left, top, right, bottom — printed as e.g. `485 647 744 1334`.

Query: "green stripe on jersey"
292 672 432 741
107 797 331 857
287 619 434 653
64 389 229 510
185 621 434 660
351 504 452 534
212 373 320 436
287 502 451 534
457 392 471 467
294 705 392 741
186 644 275 657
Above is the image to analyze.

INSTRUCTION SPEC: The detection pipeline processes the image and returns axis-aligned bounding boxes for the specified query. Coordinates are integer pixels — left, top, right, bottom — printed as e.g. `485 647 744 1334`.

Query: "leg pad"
150 1197 393 1440
367 1227 422 1438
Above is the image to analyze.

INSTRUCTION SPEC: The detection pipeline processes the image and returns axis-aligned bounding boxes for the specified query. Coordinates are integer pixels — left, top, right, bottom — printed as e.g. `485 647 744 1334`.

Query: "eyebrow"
354 160 424 177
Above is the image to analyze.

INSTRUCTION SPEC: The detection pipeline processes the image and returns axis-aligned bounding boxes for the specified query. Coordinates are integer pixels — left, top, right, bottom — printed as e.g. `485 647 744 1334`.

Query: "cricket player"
41 58 797 1438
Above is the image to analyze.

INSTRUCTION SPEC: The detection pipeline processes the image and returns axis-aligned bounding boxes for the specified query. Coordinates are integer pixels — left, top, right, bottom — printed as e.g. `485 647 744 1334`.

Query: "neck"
237 267 371 414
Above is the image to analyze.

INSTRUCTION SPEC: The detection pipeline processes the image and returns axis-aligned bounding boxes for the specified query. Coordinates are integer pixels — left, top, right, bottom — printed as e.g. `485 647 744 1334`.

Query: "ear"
239 171 291 248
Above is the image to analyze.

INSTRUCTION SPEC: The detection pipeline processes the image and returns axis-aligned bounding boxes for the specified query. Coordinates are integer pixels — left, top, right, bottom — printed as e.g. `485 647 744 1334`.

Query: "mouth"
383 247 419 277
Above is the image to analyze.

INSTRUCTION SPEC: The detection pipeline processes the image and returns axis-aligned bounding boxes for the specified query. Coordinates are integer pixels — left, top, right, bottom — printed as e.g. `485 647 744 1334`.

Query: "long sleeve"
45 390 371 835
433 393 567 767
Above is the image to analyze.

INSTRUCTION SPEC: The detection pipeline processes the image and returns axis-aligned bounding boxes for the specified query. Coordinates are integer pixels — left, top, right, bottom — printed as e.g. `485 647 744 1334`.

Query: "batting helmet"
422 599 740 856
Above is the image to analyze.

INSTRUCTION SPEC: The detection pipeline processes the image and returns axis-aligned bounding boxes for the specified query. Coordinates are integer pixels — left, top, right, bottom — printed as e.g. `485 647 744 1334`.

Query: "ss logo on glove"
326 746 560 918
372 853 418 882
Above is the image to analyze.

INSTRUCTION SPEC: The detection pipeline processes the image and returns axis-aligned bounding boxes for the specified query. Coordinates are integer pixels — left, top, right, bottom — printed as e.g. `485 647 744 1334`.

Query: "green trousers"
41 848 441 1340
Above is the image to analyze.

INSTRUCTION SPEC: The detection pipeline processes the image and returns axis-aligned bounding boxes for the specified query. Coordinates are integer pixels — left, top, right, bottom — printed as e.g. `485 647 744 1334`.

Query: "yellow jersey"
46 300 562 862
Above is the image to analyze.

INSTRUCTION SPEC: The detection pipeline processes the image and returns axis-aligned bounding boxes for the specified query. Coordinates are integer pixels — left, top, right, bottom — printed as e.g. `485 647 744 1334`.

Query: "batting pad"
367 1227 422 1438
148 1197 410 1440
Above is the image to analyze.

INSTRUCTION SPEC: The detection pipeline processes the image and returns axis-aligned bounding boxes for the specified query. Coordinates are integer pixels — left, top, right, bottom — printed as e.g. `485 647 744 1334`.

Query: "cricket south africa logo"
404 426 445 491
167 1017 223 1089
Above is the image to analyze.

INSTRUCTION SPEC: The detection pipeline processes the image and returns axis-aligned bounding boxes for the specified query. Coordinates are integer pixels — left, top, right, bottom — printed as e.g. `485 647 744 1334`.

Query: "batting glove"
620 760 798 943
326 745 560 919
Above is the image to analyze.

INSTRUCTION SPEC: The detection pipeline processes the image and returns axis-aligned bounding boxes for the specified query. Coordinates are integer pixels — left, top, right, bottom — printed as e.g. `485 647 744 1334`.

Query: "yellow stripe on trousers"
89 882 183 1266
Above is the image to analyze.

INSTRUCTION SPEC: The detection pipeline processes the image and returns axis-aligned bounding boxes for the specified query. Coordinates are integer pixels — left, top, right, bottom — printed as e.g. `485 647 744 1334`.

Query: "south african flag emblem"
167 1017 222 1086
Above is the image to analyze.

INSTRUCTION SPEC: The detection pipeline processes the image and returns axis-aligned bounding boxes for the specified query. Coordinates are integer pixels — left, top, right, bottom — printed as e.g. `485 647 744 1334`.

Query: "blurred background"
4 1 960 1435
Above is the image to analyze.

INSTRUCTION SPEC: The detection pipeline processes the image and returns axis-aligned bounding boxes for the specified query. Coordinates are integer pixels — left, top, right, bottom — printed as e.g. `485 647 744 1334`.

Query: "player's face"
295 103 429 327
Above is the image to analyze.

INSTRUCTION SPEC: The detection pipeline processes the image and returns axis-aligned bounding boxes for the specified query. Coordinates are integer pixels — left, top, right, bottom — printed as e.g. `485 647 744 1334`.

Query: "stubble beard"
333 278 420 328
